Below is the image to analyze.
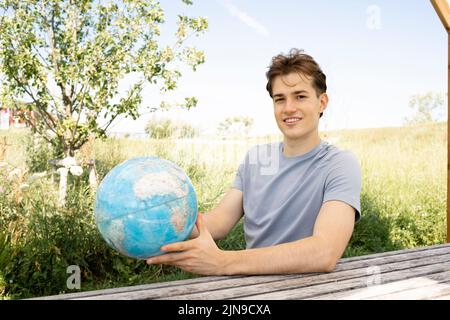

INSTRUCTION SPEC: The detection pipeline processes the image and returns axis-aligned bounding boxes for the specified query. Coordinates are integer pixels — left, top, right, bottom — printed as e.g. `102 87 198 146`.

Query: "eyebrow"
273 90 309 98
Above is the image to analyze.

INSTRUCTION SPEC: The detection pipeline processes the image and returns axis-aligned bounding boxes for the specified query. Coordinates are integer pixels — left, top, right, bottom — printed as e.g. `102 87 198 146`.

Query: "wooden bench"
34 243 450 300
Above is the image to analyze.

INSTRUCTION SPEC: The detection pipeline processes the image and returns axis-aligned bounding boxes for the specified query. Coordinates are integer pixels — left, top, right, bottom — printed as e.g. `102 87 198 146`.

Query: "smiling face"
272 72 328 144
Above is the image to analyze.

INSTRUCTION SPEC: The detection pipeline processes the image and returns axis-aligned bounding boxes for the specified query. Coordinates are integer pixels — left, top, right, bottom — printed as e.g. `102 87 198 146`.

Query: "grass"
0 121 447 298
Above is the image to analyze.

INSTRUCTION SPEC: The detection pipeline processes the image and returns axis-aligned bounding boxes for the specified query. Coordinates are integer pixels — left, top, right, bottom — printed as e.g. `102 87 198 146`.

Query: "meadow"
0 121 447 299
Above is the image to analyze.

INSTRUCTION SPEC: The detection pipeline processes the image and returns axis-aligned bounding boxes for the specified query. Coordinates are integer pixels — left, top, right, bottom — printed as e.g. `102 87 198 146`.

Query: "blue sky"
111 0 447 136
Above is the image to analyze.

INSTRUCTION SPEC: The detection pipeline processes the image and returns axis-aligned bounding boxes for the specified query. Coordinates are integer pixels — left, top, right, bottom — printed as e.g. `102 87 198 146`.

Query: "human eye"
297 95 307 100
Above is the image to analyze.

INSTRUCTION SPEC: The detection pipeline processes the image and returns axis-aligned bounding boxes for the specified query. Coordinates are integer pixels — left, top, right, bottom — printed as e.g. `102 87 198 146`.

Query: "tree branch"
48 4 72 118
101 112 120 134
30 43 51 70
9 73 59 137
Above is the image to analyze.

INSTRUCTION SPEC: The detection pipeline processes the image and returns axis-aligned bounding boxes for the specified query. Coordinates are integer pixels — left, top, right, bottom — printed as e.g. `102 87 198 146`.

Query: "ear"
319 92 329 114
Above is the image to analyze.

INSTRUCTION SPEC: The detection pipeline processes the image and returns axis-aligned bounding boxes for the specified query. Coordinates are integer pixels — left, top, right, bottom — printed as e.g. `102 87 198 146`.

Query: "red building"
0 104 34 129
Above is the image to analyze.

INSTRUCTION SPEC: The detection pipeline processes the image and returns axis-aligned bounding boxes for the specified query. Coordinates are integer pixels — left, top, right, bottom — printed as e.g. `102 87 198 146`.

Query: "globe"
94 157 198 260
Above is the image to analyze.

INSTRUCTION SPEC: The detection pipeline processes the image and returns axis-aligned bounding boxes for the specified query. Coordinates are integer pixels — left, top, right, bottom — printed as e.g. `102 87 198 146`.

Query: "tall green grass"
335 123 447 255
0 122 446 298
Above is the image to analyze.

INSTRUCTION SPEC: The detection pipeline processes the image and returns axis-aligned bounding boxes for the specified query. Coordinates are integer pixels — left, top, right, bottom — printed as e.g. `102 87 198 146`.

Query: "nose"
284 97 297 114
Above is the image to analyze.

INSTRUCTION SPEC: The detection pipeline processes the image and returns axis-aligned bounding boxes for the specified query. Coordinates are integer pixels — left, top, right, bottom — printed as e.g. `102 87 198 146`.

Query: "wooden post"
431 0 450 242
87 159 98 191
57 167 68 206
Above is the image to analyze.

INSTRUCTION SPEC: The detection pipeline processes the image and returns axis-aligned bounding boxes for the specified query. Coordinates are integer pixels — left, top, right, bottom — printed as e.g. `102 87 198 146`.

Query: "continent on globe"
94 157 198 260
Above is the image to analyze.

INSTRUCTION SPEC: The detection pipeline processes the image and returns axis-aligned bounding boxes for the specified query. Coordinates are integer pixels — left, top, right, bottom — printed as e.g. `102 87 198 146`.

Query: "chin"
284 134 306 141
281 128 314 141
279 131 300 141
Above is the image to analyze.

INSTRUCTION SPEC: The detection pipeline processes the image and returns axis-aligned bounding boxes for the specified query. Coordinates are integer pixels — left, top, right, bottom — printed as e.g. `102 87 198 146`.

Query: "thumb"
195 212 208 234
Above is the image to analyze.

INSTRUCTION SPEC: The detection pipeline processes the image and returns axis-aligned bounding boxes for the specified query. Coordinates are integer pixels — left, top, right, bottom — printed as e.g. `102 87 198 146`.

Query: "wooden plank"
73 274 304 300
431 0 450 32
334 245 450 272
309 271 450 300
235 261 450 300
69 246 450 300
156 252 450 300
431 292 450 299
30 275 245 300
339 243 449 263
368 280 450 300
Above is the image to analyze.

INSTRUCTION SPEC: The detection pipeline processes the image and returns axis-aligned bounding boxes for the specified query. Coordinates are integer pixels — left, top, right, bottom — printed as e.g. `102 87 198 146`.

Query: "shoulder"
318 142 361 182
319 141 360 166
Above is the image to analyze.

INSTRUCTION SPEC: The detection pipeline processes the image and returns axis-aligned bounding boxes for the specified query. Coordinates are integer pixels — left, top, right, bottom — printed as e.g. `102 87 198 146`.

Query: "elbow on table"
315 241 341 273
319 253 339 273
321 259 337 273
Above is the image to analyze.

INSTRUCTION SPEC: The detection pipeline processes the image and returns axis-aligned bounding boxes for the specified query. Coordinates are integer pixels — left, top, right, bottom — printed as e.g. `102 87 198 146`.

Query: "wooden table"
36 243 450 300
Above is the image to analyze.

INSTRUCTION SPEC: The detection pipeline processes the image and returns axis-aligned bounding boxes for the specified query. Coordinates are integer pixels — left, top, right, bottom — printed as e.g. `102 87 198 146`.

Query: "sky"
109 0 447 136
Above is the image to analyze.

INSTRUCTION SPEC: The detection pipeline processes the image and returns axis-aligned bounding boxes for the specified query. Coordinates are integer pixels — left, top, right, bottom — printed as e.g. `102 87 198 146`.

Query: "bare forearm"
222 236 336 275
189 212 227 241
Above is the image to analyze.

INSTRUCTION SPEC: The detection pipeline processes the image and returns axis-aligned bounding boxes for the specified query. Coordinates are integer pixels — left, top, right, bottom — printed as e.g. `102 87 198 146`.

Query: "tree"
403 91 446 125
0 0 207 157
217 116 254 138
145 117 174 139
177 121 198 138
145 116 198 139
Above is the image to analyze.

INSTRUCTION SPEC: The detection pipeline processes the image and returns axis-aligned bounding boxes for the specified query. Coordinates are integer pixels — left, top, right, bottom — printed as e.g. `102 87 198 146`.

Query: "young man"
146 48 362 275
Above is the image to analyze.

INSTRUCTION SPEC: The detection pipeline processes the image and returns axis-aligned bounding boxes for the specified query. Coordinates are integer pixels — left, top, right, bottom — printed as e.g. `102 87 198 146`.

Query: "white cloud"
220 0 269 37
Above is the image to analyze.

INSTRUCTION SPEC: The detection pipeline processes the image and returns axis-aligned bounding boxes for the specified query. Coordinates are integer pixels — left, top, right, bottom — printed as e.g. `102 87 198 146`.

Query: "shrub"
24 134 55 173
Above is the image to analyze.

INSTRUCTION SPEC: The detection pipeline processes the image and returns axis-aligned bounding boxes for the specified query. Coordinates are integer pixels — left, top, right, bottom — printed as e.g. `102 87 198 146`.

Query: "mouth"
283 117 303 125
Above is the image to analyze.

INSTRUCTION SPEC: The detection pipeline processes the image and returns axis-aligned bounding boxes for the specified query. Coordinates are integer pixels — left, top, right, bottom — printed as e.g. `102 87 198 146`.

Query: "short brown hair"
266 48 327 118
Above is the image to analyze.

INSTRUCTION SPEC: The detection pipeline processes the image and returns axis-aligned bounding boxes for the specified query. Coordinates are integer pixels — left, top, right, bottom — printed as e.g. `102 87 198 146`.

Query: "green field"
0 122 447 299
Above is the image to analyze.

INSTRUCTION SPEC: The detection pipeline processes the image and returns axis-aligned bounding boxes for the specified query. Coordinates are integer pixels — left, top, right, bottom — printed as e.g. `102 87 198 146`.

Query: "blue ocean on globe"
94 157 198 260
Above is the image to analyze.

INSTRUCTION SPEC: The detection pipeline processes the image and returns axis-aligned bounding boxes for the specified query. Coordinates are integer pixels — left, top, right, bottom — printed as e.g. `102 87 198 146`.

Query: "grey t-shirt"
233 139 362 249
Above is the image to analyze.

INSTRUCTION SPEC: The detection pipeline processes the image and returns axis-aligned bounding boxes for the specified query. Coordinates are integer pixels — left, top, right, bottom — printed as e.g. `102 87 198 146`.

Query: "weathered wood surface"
33 243 450 300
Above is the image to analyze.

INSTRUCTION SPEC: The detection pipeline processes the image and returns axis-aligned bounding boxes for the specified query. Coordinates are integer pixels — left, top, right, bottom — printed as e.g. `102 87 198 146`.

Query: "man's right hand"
188 215 201 239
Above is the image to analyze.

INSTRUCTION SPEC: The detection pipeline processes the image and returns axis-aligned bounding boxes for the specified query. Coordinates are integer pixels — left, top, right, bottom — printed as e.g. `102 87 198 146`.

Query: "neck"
282 134 321 157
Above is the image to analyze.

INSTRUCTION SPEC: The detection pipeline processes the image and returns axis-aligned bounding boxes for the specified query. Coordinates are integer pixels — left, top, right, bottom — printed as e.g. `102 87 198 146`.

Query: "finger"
161 240 195 252
147 252 187 265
